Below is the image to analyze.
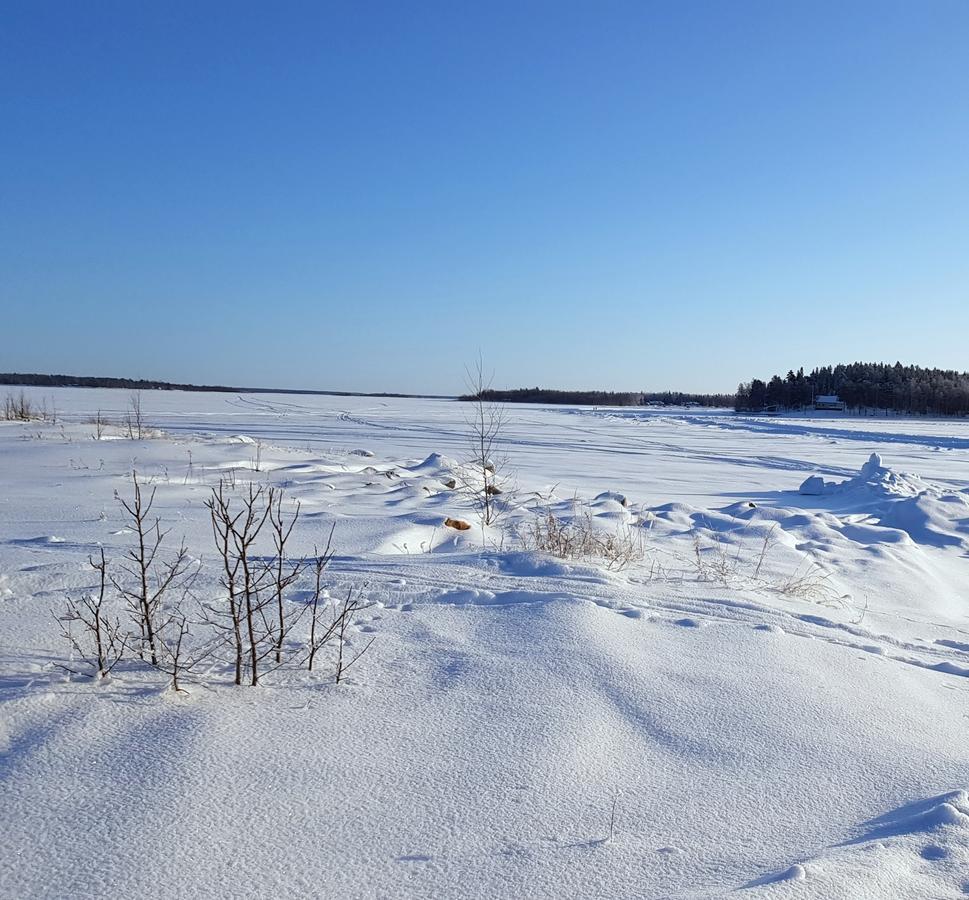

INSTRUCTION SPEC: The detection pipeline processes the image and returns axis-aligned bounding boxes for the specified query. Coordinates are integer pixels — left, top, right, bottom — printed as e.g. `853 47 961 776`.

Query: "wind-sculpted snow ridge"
2 388 969 899
741 790 969 898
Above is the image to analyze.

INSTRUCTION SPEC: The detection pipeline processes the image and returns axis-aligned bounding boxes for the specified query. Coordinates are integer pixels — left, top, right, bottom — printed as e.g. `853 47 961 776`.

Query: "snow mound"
592 491 628 507
406 452 456 473
800 453 929 499
796 454 969 550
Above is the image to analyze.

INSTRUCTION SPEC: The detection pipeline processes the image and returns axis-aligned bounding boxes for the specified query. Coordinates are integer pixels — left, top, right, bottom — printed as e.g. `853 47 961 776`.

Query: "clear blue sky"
2 1 968 394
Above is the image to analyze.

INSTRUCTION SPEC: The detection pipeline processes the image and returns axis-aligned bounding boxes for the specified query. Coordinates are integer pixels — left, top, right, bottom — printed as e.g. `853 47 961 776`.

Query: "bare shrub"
55 548 128 679
112 471 193 666
154 602 222 694
3 390 35 421
204 480 288 686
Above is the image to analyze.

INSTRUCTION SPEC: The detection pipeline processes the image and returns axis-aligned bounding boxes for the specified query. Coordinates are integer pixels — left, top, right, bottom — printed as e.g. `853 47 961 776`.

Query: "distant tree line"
460 388 734 408
0 372 236 392
0 372 448 399
735 362 969 416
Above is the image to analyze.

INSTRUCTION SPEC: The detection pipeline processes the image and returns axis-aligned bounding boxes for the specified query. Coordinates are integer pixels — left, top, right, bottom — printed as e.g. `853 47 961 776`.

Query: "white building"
814 394 846 411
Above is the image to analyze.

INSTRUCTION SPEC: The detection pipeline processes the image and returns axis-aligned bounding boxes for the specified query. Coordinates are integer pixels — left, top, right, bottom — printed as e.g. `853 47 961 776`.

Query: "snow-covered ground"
2 387 968 899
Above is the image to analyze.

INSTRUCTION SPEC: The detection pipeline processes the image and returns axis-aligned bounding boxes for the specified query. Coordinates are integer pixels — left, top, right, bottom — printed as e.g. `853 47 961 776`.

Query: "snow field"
1 387 968 898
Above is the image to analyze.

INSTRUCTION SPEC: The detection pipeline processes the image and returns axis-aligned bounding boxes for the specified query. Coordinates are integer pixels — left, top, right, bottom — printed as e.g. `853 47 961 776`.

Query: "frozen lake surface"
1 387 968 898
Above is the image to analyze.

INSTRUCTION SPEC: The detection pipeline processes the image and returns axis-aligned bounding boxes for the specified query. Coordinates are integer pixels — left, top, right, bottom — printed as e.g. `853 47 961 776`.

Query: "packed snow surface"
2 388 968 899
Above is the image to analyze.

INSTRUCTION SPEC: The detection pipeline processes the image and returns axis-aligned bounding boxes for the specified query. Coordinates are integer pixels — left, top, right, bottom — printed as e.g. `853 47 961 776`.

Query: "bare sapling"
125 391 145 440
334 587 375 684
204 480 277 686
307 525 337 672
206 479 247 684
155 596 221 694
112 471 192 666
267 488 303 664
462 355 511 531
156 610 192 693
55 548 128 679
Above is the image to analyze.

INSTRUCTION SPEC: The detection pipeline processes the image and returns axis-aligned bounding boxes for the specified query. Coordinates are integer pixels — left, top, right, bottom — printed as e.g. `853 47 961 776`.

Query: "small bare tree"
156 610 192 693
306 525 337 672
204 480 281 686
55 548 128 678
334 587 375 684
94 409 106 439
462 356 511 530
125 391 145 440
155 600 222 694
206 479 247 684
268 489 304 664
112 471 192 666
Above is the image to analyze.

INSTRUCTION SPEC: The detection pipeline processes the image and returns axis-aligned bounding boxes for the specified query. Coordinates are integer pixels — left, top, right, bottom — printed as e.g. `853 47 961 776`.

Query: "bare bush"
55 549 128 679
154 603 222 694
53 474 377 690
3 390 35 421
112 471 193 666
204 480 286 686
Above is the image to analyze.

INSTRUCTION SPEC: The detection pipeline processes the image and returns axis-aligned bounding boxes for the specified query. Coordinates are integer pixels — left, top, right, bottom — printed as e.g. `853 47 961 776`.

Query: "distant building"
814 394 845 411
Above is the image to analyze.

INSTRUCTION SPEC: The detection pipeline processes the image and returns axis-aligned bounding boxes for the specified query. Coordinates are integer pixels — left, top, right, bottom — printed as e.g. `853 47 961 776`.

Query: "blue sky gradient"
2 1 968 394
